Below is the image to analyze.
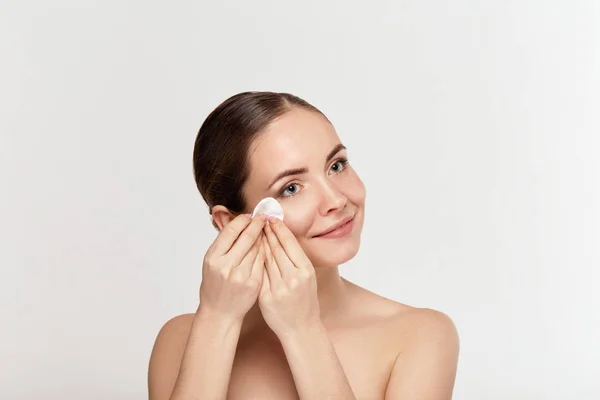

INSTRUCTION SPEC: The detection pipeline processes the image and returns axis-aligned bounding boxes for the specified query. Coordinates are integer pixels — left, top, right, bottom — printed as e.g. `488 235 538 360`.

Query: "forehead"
247 108 341 181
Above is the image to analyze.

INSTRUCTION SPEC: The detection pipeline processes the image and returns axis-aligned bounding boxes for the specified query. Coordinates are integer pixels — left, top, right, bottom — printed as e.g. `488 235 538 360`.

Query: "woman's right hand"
198 213 267 323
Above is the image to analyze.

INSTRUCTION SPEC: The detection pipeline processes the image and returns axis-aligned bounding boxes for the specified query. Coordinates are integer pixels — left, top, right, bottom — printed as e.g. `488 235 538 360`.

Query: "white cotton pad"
251 197 284 221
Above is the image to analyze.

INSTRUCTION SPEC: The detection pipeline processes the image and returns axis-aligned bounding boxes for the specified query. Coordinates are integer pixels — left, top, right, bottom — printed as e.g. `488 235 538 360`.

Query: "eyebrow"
266 143 347 190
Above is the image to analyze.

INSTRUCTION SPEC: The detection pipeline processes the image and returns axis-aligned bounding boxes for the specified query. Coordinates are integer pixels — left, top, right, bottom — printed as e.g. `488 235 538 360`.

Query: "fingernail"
259 214 267 221
268 216 277 223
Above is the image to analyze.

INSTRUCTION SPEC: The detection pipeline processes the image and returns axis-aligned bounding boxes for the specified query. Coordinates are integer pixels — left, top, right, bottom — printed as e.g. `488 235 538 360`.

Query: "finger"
264 219 296 278
210 213 252 256
248 233 266 282
234 231 262 278
260 267 270 297
224 215 267 266
262 233 281 283
267 217 312 271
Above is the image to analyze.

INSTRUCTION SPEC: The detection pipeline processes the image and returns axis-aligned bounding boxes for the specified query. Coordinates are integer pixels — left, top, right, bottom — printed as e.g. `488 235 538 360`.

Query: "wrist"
196 305 244 330
277 317 325 345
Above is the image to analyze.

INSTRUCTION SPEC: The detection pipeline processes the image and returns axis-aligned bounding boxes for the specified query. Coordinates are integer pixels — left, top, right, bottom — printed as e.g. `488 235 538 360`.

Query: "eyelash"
277 158 350 199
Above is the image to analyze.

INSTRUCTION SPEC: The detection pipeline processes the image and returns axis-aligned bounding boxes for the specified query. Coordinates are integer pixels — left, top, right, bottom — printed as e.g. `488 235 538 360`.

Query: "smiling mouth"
313 216 355 238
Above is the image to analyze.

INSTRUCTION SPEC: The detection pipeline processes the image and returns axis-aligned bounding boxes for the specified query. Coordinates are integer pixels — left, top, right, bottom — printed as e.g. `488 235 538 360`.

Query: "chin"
306 236 361 269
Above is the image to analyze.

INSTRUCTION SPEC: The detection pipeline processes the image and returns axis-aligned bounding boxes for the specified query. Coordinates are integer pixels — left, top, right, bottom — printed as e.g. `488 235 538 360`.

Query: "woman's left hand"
258 216 321 337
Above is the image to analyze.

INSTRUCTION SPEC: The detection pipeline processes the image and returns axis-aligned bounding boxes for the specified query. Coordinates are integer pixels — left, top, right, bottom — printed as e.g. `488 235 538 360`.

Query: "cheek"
344 171 367 204
281 197 318 236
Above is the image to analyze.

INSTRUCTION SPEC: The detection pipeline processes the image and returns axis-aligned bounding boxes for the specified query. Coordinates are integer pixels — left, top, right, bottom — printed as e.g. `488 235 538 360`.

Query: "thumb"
250 235 265 284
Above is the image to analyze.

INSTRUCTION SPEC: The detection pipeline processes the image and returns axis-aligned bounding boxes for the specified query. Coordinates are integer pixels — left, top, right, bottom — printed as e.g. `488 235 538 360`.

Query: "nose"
317 179 347 216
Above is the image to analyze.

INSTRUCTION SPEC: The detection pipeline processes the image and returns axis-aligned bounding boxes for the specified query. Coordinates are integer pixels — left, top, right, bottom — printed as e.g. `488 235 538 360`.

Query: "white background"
1 1 598 399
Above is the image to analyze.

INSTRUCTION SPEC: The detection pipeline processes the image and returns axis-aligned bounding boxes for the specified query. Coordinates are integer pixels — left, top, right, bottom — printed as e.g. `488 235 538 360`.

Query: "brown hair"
193 91 325 229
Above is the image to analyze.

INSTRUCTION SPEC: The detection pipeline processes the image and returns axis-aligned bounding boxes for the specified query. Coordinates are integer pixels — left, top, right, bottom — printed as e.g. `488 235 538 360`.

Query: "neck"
240 265 350 337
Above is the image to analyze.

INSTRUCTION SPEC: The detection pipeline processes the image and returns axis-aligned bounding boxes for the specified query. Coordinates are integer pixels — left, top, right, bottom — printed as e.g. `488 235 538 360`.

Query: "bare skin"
148 107 459 399
150 278 458 399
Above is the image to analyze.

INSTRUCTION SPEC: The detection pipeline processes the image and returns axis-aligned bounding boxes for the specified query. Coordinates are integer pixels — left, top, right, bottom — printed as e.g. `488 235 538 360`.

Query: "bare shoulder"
388 308 459 398
148 313 196 400
156 313 195 339
347 281 456 334
344 282 459 397
344 279 459 348
394 307 459 350
151 313 196 357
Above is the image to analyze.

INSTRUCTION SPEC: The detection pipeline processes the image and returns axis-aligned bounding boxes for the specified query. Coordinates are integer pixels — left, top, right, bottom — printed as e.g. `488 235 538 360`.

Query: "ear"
211 205 237 231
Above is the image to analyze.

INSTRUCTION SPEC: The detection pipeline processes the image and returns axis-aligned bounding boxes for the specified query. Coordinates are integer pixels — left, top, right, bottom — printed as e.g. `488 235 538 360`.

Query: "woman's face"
244 107 366 269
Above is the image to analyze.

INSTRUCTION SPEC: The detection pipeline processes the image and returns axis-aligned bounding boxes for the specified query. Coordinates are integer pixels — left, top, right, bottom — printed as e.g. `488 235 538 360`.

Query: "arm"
279 320 356 400
148 214 267 400
148 308 243 400
258 219 356 399
385 309 460 400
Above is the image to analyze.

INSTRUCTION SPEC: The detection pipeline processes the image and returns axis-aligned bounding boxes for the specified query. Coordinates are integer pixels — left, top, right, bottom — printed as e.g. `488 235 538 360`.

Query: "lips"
313 215 355 237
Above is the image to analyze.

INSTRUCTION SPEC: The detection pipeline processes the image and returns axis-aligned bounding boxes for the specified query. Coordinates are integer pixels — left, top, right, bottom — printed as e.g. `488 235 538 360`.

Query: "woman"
148 92 459 399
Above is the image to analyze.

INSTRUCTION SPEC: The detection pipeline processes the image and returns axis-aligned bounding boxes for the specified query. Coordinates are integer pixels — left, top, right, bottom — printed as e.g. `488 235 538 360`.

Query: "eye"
276 158 349 199
330 158 349 174
278 183 301 198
